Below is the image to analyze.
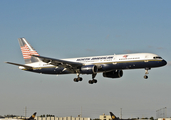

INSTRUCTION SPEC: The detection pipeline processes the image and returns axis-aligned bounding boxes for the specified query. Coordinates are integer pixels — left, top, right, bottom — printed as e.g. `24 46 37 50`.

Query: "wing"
32 55 84 72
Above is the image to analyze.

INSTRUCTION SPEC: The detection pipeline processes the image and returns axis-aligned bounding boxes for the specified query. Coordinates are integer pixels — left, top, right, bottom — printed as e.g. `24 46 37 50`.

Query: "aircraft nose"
162 60 167 66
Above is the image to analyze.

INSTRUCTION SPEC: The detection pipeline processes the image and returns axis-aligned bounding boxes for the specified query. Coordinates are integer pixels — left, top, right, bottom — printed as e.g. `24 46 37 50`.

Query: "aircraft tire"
74 78 78 82
144 75 148 79
93 79 97 83
78 77 83 81
88 80 93 84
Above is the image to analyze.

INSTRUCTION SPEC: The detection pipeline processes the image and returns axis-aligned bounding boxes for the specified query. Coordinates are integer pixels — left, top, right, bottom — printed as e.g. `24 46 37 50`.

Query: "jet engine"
19 66 26 70
80 65 98 74
103 70 123 78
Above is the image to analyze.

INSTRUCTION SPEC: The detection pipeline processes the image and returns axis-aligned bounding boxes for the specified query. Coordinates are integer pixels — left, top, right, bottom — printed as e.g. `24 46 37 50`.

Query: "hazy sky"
0 0 171 119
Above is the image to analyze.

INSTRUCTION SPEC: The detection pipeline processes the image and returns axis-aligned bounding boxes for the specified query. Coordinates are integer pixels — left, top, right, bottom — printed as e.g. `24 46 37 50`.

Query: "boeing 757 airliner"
6 38 167 84
1 112 37 120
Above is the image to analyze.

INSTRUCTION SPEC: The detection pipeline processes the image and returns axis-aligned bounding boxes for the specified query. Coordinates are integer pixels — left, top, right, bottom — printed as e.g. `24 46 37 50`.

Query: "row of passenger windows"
76 56 162 61
119 57 140 60
77 57 113 61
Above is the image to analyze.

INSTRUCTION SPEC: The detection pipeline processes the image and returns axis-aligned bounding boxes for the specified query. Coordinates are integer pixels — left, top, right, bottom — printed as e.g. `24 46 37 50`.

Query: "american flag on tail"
21 44 39 59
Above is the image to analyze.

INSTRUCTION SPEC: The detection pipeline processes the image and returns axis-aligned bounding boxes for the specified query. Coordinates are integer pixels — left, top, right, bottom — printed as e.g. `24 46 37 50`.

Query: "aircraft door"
113 54 116 61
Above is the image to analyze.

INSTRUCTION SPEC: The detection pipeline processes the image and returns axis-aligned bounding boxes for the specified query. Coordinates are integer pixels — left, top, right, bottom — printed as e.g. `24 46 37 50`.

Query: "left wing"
32 55 84 71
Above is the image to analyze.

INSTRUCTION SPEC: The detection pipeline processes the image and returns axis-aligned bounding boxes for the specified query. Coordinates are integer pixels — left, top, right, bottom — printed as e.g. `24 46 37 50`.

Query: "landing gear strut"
73 73 83 82
144 68 150 79
88 73 97 84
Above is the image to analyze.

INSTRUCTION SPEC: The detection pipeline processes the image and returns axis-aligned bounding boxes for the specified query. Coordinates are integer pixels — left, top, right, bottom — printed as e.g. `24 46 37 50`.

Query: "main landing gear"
73 73 98 84
144 68 151 79
73 73 82 82
88 79 97 84
88 73 97 84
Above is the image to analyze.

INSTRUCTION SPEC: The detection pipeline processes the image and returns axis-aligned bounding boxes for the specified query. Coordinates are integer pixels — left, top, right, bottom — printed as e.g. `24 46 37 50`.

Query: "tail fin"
110 112 119 120
27 112 37 120
18 38 41 64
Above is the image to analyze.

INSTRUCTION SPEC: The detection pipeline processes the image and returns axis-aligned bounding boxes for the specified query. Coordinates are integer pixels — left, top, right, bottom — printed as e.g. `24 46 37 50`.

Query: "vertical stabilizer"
27 112 37 120
110 112 119 120
18 38 41 64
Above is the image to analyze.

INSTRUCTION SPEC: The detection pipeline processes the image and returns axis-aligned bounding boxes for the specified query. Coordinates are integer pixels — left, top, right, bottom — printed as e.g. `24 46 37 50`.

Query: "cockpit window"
153 56 162 59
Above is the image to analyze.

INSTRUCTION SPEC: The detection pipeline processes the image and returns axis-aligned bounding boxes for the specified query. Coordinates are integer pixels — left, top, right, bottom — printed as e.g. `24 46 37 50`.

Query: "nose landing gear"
144 75 148 79
144 68 150 79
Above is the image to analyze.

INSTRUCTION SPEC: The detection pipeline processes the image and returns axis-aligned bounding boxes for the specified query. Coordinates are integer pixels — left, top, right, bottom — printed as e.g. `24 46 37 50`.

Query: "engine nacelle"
19 66 26 70
80 65 98 74
103 70 123 78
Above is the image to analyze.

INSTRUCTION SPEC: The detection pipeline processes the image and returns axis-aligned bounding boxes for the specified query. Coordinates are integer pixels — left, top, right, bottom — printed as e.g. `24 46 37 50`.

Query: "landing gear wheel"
73 72 83 83
144 75 148 79
88 79 97 84
88 80 93 84
92 79 97 83
74 78 78 82
144 68 150 79
78 77 82 81
74 77 83 82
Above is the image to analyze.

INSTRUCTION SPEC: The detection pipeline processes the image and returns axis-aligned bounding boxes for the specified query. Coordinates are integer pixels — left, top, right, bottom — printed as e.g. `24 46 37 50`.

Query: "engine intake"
80 65 98 74
103 70 123 78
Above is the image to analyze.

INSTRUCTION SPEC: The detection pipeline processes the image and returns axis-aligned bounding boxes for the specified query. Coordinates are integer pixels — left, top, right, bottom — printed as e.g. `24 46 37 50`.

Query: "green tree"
150 117 154 120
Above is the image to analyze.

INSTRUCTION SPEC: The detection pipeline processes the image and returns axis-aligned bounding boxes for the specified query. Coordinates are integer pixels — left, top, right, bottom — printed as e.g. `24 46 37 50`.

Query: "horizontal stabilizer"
5 62 33 70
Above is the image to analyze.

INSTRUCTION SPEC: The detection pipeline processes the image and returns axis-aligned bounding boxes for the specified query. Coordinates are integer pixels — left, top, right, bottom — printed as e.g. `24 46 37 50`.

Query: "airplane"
110 112 127 120
0 112 36 120
6 38 167 84
24 112 36 120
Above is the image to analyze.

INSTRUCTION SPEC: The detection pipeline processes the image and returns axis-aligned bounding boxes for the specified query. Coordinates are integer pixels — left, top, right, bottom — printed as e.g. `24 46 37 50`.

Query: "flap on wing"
5 62 33 69
32 55 83 68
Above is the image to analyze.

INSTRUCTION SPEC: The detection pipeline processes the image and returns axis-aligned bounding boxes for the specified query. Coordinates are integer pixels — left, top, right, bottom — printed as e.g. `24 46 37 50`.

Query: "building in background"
35 116 90 120
99 114 111 120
